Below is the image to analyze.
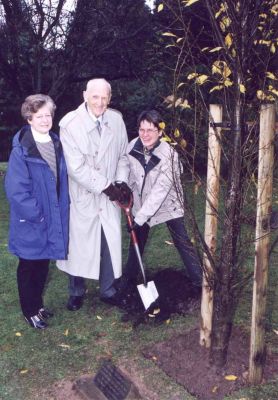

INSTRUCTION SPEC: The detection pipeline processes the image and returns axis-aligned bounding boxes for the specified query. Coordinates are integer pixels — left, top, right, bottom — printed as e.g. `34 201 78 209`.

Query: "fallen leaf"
225 374 238 381
64 329 69 336
273 329 278 335
148 313 156 318
211 386 218 393
15 332 22 337
165 240 174 245
58 344 70 349
157 3 164 12
165 319 171 324
153 308 160 315
152 356 157 360
20 369 28 374
96 315 102 320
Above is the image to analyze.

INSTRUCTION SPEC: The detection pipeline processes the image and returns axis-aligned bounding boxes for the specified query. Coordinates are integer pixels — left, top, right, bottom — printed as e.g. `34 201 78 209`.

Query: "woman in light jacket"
120 110 202 291
5 94 69 329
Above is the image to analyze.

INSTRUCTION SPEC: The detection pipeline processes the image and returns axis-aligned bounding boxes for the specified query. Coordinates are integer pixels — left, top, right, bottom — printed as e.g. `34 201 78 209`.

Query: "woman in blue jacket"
5 94 69 329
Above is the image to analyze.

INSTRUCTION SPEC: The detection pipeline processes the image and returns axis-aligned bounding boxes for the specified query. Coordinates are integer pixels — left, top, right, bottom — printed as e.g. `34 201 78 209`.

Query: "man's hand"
102 183 125 202
114 181 132 204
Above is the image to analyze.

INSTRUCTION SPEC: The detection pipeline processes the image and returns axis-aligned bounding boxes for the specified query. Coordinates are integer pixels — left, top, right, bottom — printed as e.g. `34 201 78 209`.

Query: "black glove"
127 221 140 233
114 181 132 204
103 183 125 202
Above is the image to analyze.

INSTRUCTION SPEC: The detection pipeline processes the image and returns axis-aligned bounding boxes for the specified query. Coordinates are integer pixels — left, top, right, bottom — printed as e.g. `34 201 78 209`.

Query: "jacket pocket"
15 218 48 250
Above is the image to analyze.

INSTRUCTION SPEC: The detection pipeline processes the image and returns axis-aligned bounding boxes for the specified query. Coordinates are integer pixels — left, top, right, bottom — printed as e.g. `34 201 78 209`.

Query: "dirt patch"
143 326 278 400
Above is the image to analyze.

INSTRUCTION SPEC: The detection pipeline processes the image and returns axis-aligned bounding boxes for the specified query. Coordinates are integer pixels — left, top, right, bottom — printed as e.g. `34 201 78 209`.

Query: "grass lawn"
0 163 278 400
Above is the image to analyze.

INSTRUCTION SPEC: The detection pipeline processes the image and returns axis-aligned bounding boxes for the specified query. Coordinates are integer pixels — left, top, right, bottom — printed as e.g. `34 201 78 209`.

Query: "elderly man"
57 78 130 311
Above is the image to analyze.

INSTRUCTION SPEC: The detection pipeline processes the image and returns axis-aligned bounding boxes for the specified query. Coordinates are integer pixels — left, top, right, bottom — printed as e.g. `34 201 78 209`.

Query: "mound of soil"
120 268 201 326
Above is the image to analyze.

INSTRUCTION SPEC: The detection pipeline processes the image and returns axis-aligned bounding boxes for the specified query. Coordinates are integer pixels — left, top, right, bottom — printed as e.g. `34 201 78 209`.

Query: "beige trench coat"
57 103 129 279
127 137 184 227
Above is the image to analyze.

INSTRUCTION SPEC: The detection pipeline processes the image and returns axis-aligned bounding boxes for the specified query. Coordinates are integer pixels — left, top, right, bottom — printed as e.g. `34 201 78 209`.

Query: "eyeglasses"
139 128 159 135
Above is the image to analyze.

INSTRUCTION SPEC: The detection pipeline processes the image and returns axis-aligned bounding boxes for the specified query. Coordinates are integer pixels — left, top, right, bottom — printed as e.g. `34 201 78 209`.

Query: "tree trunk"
249 104 275 384
209 78 243 367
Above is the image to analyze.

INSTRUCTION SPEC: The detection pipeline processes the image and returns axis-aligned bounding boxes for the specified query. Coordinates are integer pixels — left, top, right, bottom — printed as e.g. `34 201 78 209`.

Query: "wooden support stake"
249 104 275 384
200 104 222 348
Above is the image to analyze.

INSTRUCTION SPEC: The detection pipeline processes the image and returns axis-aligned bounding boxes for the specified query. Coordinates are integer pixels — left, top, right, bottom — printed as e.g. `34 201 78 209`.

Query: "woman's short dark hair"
21 94 56 121
137 110 163 130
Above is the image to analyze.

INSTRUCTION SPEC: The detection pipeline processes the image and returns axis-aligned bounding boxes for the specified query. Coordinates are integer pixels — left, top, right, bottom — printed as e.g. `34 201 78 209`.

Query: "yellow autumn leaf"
266 72 277 80
273 329 278 335
196 74 209 85
239 84 246 93
191 237 195 244
179 99 191 109
201 47 210 52
176 37 183 43
259 13 267 19
183 0 200 6
175 98 183 107
180 139 187 149
165 240 174 245
211 385 218 393
210 85 224 93
269 87 278 96
161 135 172 142
157 3 164 12
20 369 28 374
165 44 176 48
153 308 161 315
58 344 70 348
270 43 276 53
64 329 69 336
148 313 156 318
152 356 157 360
271 5 278 16
225 33 233 48
96 315 102 320
174 129 181 138
209 46 223 52
15 332 22 337
165 319 171 324
257 90 265 100
231 48 236 57
187 72 198 80
215 3 225 19
162 32 177 37
223 79 233 87
225 375 238 381
159 121 166 129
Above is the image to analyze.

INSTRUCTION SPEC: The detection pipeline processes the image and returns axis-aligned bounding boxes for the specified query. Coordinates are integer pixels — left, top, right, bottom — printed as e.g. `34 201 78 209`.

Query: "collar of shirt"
31 128 51 143
87 108 103 126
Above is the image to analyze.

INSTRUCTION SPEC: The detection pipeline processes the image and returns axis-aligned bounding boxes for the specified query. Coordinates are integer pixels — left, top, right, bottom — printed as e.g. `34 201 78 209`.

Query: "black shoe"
100 293 128 309
25 315 48 329
38 307 54 320
67 295 84 311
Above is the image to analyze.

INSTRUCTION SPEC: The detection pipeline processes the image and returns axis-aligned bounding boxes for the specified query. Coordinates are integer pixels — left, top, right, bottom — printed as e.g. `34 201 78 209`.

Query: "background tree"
0 0 161 157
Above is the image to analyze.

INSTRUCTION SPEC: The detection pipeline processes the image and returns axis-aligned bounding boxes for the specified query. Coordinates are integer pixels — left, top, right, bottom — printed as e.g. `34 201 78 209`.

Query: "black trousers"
17 258 49 318
124 217 202 287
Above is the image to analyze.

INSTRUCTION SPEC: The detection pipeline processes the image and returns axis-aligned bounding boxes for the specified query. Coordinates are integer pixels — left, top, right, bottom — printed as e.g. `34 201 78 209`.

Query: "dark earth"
42 268 278 400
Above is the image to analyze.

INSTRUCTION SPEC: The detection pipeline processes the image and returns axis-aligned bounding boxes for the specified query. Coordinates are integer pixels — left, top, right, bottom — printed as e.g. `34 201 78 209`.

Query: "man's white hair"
86 78 111 96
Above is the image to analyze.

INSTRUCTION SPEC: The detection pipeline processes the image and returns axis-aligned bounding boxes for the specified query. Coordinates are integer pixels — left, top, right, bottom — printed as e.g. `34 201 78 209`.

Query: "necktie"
96 120 101 136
